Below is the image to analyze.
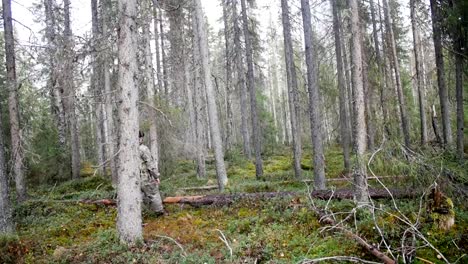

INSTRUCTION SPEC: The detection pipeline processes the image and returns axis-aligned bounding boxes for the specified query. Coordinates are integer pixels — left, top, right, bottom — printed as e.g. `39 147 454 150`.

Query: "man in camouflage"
139 131 165 215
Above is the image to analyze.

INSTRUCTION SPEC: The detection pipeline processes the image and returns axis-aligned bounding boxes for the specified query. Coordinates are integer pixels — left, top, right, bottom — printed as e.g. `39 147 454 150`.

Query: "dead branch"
301 255 382 264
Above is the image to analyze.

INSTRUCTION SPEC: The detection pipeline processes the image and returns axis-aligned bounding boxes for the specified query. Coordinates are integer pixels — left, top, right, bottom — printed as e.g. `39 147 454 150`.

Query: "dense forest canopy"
0 0 467 262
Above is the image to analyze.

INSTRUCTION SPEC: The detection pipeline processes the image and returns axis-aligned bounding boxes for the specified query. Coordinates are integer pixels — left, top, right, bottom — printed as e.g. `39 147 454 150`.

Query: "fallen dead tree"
177 176 405 193
29 188 417 208
162 188 418 207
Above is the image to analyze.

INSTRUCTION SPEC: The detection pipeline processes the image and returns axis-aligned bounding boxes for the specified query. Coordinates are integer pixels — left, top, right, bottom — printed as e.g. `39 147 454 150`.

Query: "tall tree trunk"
240 0 263 178
370 0 390 139
194 0 228 190
116 0 142 244
453 14 464 160
167 1 185 106
101 0 118 184
430 0 452 146
233 0 252 159
0 109 14 234
3 0 26 201
281 0 302 179
63 0 81 179
379 0 394 138
91 0 105 177
222 0 234 152
45 0 68 178
349 0 370 204
152 1 163 94
382 0 411 148
341 30 354 143
331 0 351 172
410 0 428 146
193 42 207 179
361 27 375 151
158 7 169 99
143 1 160 175
300 0 326 190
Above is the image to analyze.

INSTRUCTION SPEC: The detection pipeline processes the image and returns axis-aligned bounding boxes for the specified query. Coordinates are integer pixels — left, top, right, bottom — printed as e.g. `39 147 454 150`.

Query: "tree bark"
430 0 453 146
370 0 390 139
44 0 68 179
158 7 169 99
166 0 185 106
410 0 428 146
101 0 118 184
232 1 251 158
240 0 263 178
3 0 26 201
116 0 142 244
91 0 106 178
162 188 418 207
143 0 160 175
382 0 411 148
152 1 163 94
222 0 234 152
349 0 370 204
63 0 81 180
331 0 351 172
0 109 14 234
453 22 464 160
300 0 326 190
194 0 228 190
281 0 302 179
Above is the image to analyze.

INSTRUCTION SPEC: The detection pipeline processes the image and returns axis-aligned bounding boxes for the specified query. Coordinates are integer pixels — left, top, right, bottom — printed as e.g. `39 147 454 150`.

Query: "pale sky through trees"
12 0 279 44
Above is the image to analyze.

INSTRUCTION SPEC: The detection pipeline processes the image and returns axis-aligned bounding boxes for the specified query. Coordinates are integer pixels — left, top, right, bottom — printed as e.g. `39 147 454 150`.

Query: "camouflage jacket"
139 144 159 182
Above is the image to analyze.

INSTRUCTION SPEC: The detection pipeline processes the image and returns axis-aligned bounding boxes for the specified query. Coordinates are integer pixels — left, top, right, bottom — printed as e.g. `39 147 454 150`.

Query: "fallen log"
179 185 218 191
177 176 406 193
163 188 417 207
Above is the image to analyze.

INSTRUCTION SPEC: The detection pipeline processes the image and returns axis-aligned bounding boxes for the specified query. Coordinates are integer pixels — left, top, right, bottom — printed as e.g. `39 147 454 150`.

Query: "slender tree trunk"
382 0 411 147
281 0 302 179
45 0 68 178
410 0 428 146
152 1 163 94
349 0 369 204
430 0 452 146
453 21 464 160
233 0 252 159
158 8 169 99
167 1 185 106
281 89 290 144
341 31 354 143
222 0 234 152
101 0 118 184
300 0 326 190
370 0 390 139
116 0 142 244
193 43 207 179
331 0 351 172
379 0 393 138
361 26 375 151
63 0 81 179
3 0 26 201
91 0 105 177
0 109 14 234
143 2 160 175
240 0 263 178
194 0 228 190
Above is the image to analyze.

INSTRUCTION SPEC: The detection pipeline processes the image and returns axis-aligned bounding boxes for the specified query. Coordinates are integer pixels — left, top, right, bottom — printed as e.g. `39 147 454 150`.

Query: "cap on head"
139 131 145 138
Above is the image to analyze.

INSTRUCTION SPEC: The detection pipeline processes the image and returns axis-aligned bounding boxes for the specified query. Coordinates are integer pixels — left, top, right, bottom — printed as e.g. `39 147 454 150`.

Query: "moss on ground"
2 148 467 263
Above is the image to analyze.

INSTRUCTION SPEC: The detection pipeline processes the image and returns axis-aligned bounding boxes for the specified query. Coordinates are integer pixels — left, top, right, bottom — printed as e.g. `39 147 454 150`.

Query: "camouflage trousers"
141 181 164 213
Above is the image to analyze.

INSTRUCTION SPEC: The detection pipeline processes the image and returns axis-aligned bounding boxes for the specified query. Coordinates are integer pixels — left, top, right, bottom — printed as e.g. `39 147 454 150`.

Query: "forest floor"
1 146 468 263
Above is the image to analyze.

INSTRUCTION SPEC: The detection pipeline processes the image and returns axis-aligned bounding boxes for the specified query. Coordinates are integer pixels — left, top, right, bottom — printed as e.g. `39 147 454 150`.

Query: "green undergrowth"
2 147 467 263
